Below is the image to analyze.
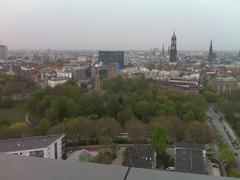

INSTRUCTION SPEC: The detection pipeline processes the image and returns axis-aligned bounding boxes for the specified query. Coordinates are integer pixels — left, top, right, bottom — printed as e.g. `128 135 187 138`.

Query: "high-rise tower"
0 41 8 61
208 40 213 62
169 31 177 64
162 44 165 57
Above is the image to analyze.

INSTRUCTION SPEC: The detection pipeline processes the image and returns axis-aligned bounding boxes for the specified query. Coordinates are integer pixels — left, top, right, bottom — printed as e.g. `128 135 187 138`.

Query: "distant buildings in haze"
98 51 124 68
0 44 8 61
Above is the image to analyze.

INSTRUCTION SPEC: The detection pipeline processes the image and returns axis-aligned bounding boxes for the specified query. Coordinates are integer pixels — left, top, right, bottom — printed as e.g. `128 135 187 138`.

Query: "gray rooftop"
50 77 69 81
175 142 205 174
0 134 64 152
176 142 205 150
0 153 238 180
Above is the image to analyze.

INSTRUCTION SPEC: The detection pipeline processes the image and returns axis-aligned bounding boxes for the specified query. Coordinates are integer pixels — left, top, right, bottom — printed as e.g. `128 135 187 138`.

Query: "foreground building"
0 153 238 180
0 134 66 160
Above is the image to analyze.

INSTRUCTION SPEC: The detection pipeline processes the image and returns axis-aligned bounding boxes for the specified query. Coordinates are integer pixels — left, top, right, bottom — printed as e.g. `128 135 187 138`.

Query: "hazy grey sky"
0 0 240 50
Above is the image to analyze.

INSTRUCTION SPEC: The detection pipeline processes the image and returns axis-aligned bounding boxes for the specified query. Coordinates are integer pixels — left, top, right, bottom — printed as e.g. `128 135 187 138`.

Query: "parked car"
232 142 240 150
212 164 219 168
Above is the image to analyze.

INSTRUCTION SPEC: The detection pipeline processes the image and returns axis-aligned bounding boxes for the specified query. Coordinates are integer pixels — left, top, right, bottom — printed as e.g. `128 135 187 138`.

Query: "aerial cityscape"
0 0 240 180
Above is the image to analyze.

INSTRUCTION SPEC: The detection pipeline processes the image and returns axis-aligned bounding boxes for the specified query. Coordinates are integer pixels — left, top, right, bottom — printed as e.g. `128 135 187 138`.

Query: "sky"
0 0 240 50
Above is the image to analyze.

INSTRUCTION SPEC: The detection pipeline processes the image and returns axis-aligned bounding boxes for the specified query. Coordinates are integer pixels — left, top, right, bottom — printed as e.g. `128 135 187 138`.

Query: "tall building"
208 40 216 63
162 44 165 57
72 65 91 85
0 44 8 61
98 51 124 68
107 63 120 79
169 31 177 64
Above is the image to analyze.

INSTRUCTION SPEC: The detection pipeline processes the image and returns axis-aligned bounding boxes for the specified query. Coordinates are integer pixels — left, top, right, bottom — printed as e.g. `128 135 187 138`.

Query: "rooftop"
123 147 155 169
0 153 238 180
49 77 69 81
215 77 237 81
175 142 205 174
176 142 205 150
0 134 64 152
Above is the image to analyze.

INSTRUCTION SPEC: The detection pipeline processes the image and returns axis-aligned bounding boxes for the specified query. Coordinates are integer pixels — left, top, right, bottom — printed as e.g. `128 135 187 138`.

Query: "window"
29 150 44 158
54 142 58 159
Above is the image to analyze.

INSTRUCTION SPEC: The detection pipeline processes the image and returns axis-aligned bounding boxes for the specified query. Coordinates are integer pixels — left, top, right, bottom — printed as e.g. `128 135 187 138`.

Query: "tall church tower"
208 40 213 63
169 31 177 64
208 40 216 63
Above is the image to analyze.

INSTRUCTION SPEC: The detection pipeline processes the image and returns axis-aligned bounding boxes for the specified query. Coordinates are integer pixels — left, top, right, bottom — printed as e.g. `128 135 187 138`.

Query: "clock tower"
169 31 177 64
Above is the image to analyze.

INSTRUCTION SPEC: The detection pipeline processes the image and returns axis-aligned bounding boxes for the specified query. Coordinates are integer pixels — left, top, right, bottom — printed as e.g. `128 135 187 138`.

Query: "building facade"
208 77 238 95
0 45 8 61
72 65 91 84
0 134 66 160
98 51 124 68
48 77 69 87
107 63 120 79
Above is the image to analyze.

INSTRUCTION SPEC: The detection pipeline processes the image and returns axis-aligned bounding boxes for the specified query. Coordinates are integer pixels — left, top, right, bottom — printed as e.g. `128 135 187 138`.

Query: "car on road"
225 131 234 141
232 142 240 150
223 126 227 131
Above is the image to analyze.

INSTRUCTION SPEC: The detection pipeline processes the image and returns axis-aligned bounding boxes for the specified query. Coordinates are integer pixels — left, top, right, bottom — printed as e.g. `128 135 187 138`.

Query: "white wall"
48 79 67 88
6 135 64 160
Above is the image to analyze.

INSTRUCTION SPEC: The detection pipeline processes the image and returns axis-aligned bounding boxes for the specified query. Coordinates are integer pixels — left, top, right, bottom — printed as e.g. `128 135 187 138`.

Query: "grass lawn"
0 101 27 123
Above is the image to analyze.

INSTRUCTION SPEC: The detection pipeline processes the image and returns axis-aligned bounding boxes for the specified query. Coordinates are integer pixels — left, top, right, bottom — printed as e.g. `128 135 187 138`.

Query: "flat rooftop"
175 142 205 174
0 153 238 180
0 134 64 152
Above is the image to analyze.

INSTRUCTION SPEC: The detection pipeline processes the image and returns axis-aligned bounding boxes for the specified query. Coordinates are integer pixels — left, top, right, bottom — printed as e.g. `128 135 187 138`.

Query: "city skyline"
1 0 240 50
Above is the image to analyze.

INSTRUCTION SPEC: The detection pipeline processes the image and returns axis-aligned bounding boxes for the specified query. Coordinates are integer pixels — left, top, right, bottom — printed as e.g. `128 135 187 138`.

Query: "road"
208 107 240 169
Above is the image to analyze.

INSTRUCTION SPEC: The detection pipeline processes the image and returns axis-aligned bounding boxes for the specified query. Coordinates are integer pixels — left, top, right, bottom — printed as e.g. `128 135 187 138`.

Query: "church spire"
162 44 165 56
208 40 213 62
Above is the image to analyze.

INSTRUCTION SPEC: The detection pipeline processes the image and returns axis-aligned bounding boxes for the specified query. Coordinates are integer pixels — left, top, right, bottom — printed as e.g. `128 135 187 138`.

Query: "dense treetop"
0 76 212 146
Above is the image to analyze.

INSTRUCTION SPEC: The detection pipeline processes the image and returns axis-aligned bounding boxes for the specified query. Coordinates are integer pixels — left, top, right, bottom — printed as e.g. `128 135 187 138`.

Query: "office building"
207 77 238 96
98 51 124 68
107 63 121 79
72 65 91 82
0 44 8 61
